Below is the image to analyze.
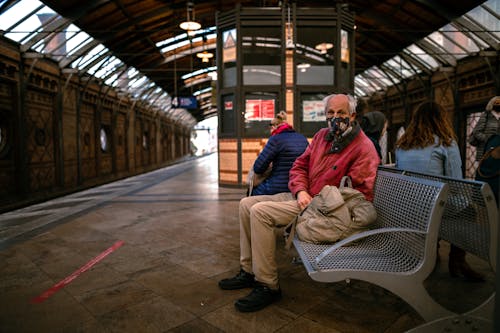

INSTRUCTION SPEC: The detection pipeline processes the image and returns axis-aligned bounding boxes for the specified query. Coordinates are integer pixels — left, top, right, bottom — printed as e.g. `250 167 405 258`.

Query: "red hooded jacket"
288 126 380 201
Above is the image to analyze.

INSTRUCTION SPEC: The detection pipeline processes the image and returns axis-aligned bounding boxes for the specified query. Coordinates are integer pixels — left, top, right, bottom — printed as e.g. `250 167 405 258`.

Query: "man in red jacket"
218 93 380 312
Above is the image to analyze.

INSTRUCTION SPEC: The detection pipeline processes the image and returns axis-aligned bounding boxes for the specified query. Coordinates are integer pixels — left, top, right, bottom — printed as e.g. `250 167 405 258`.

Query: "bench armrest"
314 227 426 266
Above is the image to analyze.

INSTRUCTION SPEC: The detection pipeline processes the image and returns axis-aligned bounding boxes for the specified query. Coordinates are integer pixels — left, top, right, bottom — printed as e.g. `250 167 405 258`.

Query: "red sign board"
245 99 275 120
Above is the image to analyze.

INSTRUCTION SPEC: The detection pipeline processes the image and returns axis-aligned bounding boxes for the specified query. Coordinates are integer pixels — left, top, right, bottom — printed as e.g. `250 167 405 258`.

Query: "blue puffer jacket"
252 125 309 195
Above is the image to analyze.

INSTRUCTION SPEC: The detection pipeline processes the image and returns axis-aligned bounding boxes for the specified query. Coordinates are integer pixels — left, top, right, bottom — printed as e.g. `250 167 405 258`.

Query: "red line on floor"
30 240 125 304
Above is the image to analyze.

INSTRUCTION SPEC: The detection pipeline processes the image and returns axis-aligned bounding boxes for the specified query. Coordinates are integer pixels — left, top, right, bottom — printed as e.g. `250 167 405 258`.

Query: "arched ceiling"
37 0 487 122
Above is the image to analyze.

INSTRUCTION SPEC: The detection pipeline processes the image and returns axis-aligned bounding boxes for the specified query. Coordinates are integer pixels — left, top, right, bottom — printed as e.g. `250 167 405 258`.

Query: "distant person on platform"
361 111 388 161
475 134 499 206
469 96 500 162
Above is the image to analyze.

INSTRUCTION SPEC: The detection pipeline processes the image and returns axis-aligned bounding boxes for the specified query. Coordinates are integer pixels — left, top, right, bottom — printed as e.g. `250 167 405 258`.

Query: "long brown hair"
396 101 457 150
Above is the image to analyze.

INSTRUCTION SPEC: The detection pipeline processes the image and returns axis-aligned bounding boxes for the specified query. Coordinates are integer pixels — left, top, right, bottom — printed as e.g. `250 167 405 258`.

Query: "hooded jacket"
361 111 386 159
288 123 380 201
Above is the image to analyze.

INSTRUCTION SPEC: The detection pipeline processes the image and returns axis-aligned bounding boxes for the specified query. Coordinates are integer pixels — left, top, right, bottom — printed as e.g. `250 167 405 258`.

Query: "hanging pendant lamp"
180 1 201 32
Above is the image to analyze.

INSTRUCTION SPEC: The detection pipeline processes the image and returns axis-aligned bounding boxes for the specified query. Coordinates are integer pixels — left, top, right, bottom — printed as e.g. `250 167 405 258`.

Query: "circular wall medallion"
100 127 109 152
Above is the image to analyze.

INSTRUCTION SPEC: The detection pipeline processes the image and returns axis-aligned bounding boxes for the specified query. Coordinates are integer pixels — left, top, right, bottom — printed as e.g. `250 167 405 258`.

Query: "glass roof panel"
0 0 195 125
129 76 149 90
404 44 440 69
66 39 100 68
111 69 132 90
29 19 72 56
157 27 216 51
64 26 92 56
75 44 107 69
1 1 51 42
194 87 212 96
132 83 155 99
52 27 77 58
384 56 416 78
355 76 374 90
440 23 481 56
359 69 385 90
182 66 217 80
353 85 370 97
86 55 112 75
370 67 396 86
450 21 490 50
105 72 119 87
401 49 433 71
424 33 459 64
127 67 139 78
1 0 495 124
89 56 124 81
469 0 500 40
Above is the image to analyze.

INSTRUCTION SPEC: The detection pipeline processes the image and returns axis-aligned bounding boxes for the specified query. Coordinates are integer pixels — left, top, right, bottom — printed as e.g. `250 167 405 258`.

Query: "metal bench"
292 169 451 322
378 166 498 332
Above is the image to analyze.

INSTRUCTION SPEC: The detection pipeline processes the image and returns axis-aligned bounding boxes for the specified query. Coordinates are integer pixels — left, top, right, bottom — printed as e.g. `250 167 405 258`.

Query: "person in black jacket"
469 96 500 162
361 111 387 161
249 111 309 196
475 134 499 206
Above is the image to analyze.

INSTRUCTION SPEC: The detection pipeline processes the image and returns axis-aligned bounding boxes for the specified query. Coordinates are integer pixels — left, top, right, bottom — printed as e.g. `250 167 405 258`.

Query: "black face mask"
493 105 500 112
328 117 351 135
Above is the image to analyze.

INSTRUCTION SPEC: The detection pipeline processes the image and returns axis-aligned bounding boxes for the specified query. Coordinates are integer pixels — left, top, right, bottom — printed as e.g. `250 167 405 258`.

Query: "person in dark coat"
361 111 387 161
250 111 308 196
469 96 500 162
475 134 499 206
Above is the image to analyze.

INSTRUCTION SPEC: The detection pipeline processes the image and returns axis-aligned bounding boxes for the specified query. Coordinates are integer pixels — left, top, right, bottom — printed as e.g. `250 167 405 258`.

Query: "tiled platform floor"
0 153 495 332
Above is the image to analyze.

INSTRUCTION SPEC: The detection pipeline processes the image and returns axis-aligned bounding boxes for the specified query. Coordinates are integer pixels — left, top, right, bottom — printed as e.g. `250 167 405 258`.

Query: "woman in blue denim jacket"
396 101 484 281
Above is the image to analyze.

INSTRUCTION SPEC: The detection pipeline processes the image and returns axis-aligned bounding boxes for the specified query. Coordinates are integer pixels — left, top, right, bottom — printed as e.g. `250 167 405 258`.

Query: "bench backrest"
370 170 448 274
379 166 498 272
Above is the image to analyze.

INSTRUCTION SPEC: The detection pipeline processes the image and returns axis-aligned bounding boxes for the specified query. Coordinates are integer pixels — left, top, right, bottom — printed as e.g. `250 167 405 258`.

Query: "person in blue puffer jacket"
250 111 308 196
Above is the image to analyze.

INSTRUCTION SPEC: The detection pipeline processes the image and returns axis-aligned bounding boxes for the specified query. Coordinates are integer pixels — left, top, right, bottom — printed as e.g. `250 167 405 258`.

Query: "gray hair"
322 93 357 115
485 96 500 111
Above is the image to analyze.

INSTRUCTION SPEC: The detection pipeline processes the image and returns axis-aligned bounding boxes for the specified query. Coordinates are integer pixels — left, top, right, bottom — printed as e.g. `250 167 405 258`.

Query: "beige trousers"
239 192 301 289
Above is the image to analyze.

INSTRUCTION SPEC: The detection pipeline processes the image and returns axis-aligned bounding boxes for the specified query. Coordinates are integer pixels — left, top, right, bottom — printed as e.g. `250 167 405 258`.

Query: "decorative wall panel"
149 122 157 165
80 102 97 180
0 39 193 212
62 85 78 187
434 81 454 109
25 89 56 192
0 82 16 200
135 118 143 169
115 112 127 172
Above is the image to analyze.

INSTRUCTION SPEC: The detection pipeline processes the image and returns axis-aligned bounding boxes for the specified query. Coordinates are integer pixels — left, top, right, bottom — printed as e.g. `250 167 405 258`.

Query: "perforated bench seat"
378 166 498 331
292 169 452 322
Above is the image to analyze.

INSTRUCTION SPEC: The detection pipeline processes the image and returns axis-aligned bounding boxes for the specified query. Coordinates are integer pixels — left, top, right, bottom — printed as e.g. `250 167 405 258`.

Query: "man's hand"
296 191 312 210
